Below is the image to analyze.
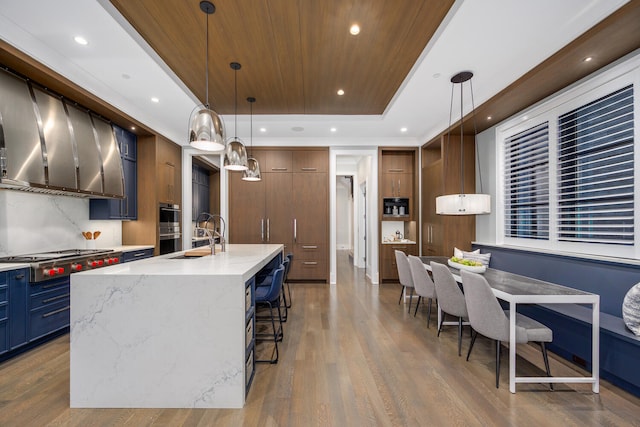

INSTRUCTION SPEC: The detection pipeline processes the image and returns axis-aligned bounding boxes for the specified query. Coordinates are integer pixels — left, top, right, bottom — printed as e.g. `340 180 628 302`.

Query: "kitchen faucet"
195 212 226 255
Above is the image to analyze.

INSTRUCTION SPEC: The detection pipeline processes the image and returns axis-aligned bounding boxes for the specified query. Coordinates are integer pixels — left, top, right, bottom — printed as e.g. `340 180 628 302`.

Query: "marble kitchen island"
70 244 283 408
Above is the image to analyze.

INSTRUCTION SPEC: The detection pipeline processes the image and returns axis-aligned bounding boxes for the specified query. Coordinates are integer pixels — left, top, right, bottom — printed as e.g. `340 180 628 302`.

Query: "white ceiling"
0 0 628 147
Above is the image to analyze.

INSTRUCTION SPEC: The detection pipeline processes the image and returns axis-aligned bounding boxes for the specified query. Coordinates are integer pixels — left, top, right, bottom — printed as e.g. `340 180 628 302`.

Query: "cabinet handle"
42 305 70 318
261 219 265 242
267 218 270 241
271 167 288 171
391 179 394 195
301 167 317 171
14 274 24 280
303 261 318 265
293 218 297 243
388 168 404 172
133 252 146 257
43 293 70 304
398 179 400 196
43 282 66 290
302 245 318 249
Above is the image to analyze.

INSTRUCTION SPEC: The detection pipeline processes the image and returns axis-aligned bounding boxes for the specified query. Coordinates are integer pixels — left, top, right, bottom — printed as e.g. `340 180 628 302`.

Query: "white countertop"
382 240 416 244
110 245 155 252
74 244 283 282
0 262 30 273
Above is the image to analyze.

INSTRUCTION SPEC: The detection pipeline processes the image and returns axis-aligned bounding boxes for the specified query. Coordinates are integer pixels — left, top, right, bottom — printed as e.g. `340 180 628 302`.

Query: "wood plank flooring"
1 251 639 426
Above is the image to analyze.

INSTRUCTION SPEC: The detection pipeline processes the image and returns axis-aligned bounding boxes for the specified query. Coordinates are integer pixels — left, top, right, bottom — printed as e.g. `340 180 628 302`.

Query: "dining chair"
407 255 437 327
255 264 285 364
283 252 293 309
395 250 415 313
430 261 468 356
460 270 553 389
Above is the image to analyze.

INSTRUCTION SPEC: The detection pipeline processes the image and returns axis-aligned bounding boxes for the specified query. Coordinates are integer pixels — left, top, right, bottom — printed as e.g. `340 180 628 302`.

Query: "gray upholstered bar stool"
461 270 553 389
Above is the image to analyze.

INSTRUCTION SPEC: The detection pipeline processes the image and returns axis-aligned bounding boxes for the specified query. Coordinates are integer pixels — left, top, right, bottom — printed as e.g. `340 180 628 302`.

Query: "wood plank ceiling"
110 0 455 115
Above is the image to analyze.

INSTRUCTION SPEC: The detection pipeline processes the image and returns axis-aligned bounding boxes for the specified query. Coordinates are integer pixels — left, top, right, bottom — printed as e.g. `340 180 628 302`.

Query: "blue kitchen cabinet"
28 276 70 341
192 164 210 221
90 125 137 220
0 273 8 354
122 248 154 263
5 269 29 351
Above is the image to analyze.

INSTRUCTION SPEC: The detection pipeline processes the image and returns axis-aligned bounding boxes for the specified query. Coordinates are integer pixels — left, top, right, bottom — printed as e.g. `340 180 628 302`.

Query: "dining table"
421 256 600 394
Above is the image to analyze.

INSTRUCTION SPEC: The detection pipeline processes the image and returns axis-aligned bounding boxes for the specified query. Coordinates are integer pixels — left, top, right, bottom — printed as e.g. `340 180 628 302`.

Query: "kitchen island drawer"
29 277 69 295
0 284 7 304
0 302 7 320
293 243 326 259
29 300 70 341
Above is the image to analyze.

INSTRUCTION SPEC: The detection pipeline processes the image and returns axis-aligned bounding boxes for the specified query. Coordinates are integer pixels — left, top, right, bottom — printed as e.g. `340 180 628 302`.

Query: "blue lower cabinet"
245 277 255 395
0 319 7 355
8 269 28 350
28 276 70 341
122 248 154 263
0 277 7 353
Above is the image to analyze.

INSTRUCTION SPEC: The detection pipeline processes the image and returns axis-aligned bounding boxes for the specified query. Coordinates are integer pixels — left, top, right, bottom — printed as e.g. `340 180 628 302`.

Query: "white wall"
0 191 122 256
336 177 352 250
474 127 497 244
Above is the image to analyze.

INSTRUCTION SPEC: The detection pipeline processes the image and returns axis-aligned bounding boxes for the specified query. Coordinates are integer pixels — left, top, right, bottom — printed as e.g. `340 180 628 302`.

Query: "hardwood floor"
1 251 639 426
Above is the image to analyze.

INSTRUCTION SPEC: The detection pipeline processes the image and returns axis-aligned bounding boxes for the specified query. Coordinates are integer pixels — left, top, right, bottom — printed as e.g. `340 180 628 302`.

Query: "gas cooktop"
0 248 123 282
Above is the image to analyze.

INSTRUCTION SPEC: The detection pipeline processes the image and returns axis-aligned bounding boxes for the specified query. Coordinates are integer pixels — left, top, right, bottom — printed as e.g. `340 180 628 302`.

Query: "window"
504 122 549 240
557 85 634 246
497 55 638 259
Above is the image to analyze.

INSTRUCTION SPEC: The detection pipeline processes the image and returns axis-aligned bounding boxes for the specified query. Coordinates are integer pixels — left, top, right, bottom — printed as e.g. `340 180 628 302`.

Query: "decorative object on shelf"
436 71 491 215
224 62 249 171
188 1 226 152
242 96 262 181
622 282 640 336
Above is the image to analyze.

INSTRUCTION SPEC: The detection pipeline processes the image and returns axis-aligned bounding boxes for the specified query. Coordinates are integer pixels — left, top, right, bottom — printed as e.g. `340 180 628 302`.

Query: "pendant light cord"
459 80 464 195
205 10 209 108
445 83 454 193
234 66 238 139
470 78 484 194
249 99 253 156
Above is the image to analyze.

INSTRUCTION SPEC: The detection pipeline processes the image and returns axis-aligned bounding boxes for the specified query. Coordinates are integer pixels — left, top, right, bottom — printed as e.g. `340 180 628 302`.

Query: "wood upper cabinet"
381 173 413 198
263 150 292 173
381 151 413 173
157 137 181 205
292 150 328 173
228 172 266 244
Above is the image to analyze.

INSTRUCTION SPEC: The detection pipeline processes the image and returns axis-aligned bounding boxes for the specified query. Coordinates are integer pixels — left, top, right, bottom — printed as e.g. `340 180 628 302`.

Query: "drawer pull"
42 306 70 318
14 274 25 280
42 282 68 290
303 261 318 265
301 167 317 171
271 167 288 171
302 245 318 249
43 293 70 304
133 252 146 257
388 168 404 172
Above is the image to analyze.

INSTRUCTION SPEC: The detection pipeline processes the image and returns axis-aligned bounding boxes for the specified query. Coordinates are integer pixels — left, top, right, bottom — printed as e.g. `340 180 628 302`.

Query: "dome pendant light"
435 71 490 215
242 97 262 181
188 1 225 152
223 62 249 171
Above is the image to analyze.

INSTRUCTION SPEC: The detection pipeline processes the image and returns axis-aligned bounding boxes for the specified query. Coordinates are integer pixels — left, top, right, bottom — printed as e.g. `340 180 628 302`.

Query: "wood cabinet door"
228 172 266 243
292 173 327 245
292 150 328 173
265 173 292 251
263 150 292 173
381 151 413 173
159 161 175 204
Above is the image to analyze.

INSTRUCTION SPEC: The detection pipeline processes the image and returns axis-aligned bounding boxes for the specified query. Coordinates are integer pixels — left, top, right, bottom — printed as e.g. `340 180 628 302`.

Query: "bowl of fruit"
448 256 487 273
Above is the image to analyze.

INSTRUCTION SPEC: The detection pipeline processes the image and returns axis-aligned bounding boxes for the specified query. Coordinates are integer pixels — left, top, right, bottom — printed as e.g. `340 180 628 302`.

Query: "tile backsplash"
0 191 122 256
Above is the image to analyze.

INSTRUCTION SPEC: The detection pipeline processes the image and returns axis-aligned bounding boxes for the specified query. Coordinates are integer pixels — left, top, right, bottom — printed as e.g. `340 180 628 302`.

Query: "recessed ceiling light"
151 97 159 103
330 127 337 132
583 56 593 62
487 116 492 121
122 73 131 80
432 73 441 79
350 24 360 35
400 127 408 133
260 127 267 133
74 36 88 46
130 126 136 131
337 89 345 96
291 126 304 132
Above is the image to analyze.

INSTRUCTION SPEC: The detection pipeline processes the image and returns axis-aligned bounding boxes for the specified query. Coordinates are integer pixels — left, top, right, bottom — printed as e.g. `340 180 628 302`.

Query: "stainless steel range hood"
0 67 124 198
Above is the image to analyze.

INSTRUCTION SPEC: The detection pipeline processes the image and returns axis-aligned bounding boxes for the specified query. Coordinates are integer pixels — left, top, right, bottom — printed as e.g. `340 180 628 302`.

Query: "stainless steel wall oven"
159 203 181 255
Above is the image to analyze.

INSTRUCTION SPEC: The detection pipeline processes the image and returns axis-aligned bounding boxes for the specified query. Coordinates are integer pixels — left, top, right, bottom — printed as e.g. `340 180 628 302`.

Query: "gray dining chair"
395 250 415 313
408 255 437 327
430 261 468 356
460 270 553 389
